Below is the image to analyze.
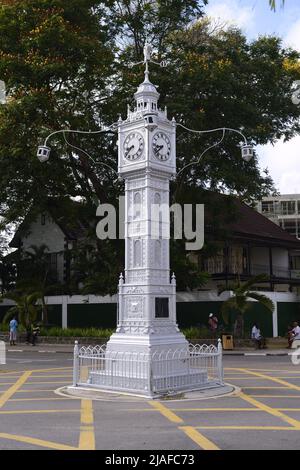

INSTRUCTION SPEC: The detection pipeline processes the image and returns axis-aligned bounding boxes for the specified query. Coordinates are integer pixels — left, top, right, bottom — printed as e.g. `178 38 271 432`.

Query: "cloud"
284 18 300 50
258 136 300 194
205 0 255 31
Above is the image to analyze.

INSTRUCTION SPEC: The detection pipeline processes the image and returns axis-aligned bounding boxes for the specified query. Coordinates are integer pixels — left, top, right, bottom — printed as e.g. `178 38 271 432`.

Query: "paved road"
1 351 300 450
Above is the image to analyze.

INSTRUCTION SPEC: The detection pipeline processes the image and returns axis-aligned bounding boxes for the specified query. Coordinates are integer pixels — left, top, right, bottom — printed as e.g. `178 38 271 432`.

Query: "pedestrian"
287 324 294 349
208 313 218 337
31 323 40 346
9 316 18 346
251 323 266 349
288 321 300 348
25 322 31 345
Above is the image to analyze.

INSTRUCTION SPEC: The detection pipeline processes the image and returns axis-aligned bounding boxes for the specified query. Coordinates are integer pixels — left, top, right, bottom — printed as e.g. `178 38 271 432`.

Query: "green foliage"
219 274 275 337
0 1 299 294
2 290 40 327
269 0 285 11
33 326 114 337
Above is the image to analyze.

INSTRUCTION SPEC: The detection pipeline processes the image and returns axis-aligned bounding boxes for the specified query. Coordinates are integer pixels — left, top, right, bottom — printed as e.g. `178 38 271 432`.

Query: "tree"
269 0 285 11
218 275 275 338
2 290 40 329
1 4 300 293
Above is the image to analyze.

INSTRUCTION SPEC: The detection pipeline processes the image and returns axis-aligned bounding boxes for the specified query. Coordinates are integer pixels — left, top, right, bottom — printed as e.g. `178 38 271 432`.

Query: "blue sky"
204 0 300 194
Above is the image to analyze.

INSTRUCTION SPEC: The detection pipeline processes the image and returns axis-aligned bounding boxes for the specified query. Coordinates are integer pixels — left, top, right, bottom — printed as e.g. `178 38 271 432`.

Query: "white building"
256 194 300 272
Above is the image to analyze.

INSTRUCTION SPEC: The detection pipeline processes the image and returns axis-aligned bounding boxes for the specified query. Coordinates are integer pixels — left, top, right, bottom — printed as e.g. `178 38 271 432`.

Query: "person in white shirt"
251 323 266 349
292 322 300 341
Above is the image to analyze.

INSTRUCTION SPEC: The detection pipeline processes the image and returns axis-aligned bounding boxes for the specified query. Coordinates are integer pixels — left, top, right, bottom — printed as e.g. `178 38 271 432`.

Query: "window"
261 201 274 213
283 219 297 236
280 201 295 215
155 298 169 318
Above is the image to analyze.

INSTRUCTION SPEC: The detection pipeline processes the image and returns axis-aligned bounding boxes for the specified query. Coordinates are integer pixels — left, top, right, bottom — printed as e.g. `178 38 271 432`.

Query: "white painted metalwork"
73 339 223 397
0 341 6 365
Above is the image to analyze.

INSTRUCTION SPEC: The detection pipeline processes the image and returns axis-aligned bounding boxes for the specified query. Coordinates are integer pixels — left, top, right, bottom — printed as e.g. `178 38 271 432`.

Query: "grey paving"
0 351 300 450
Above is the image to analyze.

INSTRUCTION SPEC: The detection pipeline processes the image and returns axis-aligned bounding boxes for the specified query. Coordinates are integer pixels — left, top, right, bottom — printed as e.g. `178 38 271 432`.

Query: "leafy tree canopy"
0 1 299 293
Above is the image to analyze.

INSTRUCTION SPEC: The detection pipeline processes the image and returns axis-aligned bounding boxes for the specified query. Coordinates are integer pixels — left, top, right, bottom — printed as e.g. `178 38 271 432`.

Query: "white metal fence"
0 341 5 365
72 340 224 397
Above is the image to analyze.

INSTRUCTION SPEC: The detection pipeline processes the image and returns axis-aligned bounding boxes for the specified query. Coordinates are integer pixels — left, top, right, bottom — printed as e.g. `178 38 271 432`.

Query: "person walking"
208 313 218 337
251 323 266 349
9 317 18 346
288 321 300 348
31 323 40 346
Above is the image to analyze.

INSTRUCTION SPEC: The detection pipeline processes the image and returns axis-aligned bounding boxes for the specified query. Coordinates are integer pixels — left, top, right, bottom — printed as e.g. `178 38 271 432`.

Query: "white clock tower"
106 44 188 356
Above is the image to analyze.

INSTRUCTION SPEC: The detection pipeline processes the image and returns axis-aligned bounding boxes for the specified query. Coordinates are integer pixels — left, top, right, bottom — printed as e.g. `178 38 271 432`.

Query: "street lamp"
36 125 119 177
176 124 255 177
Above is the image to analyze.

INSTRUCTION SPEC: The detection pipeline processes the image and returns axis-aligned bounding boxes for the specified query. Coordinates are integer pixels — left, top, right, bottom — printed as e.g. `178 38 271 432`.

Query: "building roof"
9 198 92 248
225 196 300 248
9 193 300 251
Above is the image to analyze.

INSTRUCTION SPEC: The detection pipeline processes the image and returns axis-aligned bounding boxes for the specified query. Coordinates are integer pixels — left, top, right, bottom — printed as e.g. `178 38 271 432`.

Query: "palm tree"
3 291 40 329
219 274 274 338
269 0 285 10
18 244 55 325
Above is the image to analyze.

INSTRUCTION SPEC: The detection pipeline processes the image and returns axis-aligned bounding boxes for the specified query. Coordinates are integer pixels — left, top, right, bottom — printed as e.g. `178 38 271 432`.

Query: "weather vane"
130 41 167 77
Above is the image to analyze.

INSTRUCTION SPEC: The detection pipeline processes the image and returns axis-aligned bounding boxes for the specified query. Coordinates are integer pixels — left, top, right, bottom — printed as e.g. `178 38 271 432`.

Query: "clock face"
123 132 144 161
152 132 171 161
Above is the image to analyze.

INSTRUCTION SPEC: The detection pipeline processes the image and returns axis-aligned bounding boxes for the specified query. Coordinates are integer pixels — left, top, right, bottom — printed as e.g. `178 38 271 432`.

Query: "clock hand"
125 145 135 156
154 144 164 153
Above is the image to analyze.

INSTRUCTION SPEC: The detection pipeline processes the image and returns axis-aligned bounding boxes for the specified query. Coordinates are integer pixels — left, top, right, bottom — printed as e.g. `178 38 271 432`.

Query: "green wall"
68 303 117 328
277 302 300 337
177 301 273 337
3 300 299 337
0 306 12 324
47 305 62 327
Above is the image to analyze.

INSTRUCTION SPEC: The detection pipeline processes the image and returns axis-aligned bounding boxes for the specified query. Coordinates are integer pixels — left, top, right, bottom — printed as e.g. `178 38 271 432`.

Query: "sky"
204 0 300 194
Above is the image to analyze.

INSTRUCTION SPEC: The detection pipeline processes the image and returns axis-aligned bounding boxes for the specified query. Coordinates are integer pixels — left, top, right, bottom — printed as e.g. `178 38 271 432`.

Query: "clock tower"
105 44 188 355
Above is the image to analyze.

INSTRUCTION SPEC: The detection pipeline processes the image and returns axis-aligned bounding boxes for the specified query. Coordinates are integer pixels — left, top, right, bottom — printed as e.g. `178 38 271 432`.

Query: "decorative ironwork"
72 340 223 398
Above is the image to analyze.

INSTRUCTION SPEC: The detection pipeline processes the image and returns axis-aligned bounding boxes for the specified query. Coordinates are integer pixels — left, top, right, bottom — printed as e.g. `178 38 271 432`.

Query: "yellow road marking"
237 369 300 392
149 401 183 423
0 371 32 409
0 433 77 450
15 389 57 393
9 397 72 402
0 409 79 415
278 409 300 411
226 376 300 380
251 395 300 398
196 426 299 431
241 386 287 389
31 375 72 378
126 408 261 412
24 381 69 384
79 400 95 450
179 426 220 450
149 402 220 449
239 392 300 428
225 368 300 373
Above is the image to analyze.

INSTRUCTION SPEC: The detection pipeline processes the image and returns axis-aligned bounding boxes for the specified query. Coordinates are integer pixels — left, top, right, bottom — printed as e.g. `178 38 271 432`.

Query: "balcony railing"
203 258 295 280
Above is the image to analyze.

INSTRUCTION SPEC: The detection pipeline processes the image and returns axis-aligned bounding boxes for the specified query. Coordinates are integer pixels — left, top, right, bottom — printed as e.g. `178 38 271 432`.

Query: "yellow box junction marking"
0 433 77 450
79 399 95 450
179 426 220 450
239 369 300 392
239 392 300 429
150 401 183 423
149 401 219 450
0 371 32 409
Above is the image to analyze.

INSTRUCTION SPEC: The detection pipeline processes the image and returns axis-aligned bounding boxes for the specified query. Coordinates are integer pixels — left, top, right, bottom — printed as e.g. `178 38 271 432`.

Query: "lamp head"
241 143 254 162
37 145 51 163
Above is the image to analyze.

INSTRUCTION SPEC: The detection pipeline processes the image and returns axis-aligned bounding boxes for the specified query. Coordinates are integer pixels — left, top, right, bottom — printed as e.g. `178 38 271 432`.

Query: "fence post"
73 340 79 387
147 350 152 397
217 338 224 385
